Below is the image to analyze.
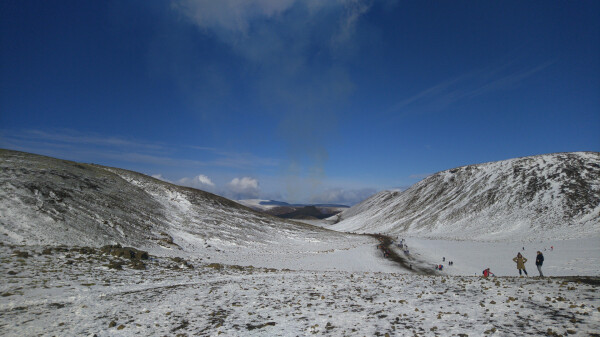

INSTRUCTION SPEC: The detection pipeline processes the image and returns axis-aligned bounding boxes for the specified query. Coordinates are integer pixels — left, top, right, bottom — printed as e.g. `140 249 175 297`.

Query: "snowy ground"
174 230 401 274
405 237 600 277
1 241 599 337
303 219 600 278
2 150 599 336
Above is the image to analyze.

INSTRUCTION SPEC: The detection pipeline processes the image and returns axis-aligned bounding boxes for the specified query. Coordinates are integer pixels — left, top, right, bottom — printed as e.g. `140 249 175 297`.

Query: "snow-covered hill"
0 149 377 270
331 152 600 241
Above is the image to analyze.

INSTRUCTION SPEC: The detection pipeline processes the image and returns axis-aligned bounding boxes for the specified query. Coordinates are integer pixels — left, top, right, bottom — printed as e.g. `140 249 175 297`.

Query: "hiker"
483 268 495 277
535 251 544 277
513 252 528 276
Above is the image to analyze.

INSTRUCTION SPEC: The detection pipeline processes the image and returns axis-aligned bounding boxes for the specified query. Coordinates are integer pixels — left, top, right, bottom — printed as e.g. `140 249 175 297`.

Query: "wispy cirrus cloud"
0 128 277 170
189 146 279 168
96 151 208 168
388 60 556 114
11 129 168 152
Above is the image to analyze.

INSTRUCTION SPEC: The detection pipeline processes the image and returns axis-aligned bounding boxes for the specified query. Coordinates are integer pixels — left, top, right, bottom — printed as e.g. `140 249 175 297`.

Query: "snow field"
189 236 402 274
1 243 598 337
404 236 600 277
304 219 600 278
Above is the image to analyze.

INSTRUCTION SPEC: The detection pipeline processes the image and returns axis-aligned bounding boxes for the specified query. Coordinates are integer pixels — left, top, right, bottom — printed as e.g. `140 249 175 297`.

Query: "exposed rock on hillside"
0 149 347 253
332 152 600 241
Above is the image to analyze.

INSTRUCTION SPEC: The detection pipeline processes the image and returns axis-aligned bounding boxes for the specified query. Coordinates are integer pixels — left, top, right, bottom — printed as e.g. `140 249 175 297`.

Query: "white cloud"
173 0 374 53
173 0 297 33
331 0 372 49
178 174 216 190
172 0 374 60
227 177 259 199
196 175 215 187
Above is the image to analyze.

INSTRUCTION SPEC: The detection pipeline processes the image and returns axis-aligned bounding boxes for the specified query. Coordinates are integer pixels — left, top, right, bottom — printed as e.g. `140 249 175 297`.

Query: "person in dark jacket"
535 251 544 277
513 252 528 276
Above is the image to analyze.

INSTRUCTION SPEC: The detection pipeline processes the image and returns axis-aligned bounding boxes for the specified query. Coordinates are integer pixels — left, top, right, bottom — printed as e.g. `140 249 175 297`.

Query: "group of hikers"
376 236 392 259
433 249 546 278
375 236 413 269
484 250 546 278
434 257 454 271
377 236 549 278
511 250 545 277
377 242 391 258
394 238 410 255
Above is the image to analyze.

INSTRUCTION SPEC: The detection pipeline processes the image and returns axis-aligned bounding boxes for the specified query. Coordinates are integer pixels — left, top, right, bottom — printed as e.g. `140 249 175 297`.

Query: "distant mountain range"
330 152 600 241
236 199 349 220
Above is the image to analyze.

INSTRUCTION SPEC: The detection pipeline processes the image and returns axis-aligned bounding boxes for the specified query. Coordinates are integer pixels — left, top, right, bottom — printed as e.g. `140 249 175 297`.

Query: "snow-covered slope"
331 152 600 241
0 149 377 270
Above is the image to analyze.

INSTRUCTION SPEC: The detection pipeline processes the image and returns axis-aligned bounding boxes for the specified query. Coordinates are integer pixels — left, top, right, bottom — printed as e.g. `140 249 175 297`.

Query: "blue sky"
1 0 599 205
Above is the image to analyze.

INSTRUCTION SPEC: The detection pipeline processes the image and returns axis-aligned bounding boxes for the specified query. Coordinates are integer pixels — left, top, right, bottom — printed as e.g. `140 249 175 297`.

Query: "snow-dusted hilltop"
331 152 600 241
0 149 360 264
